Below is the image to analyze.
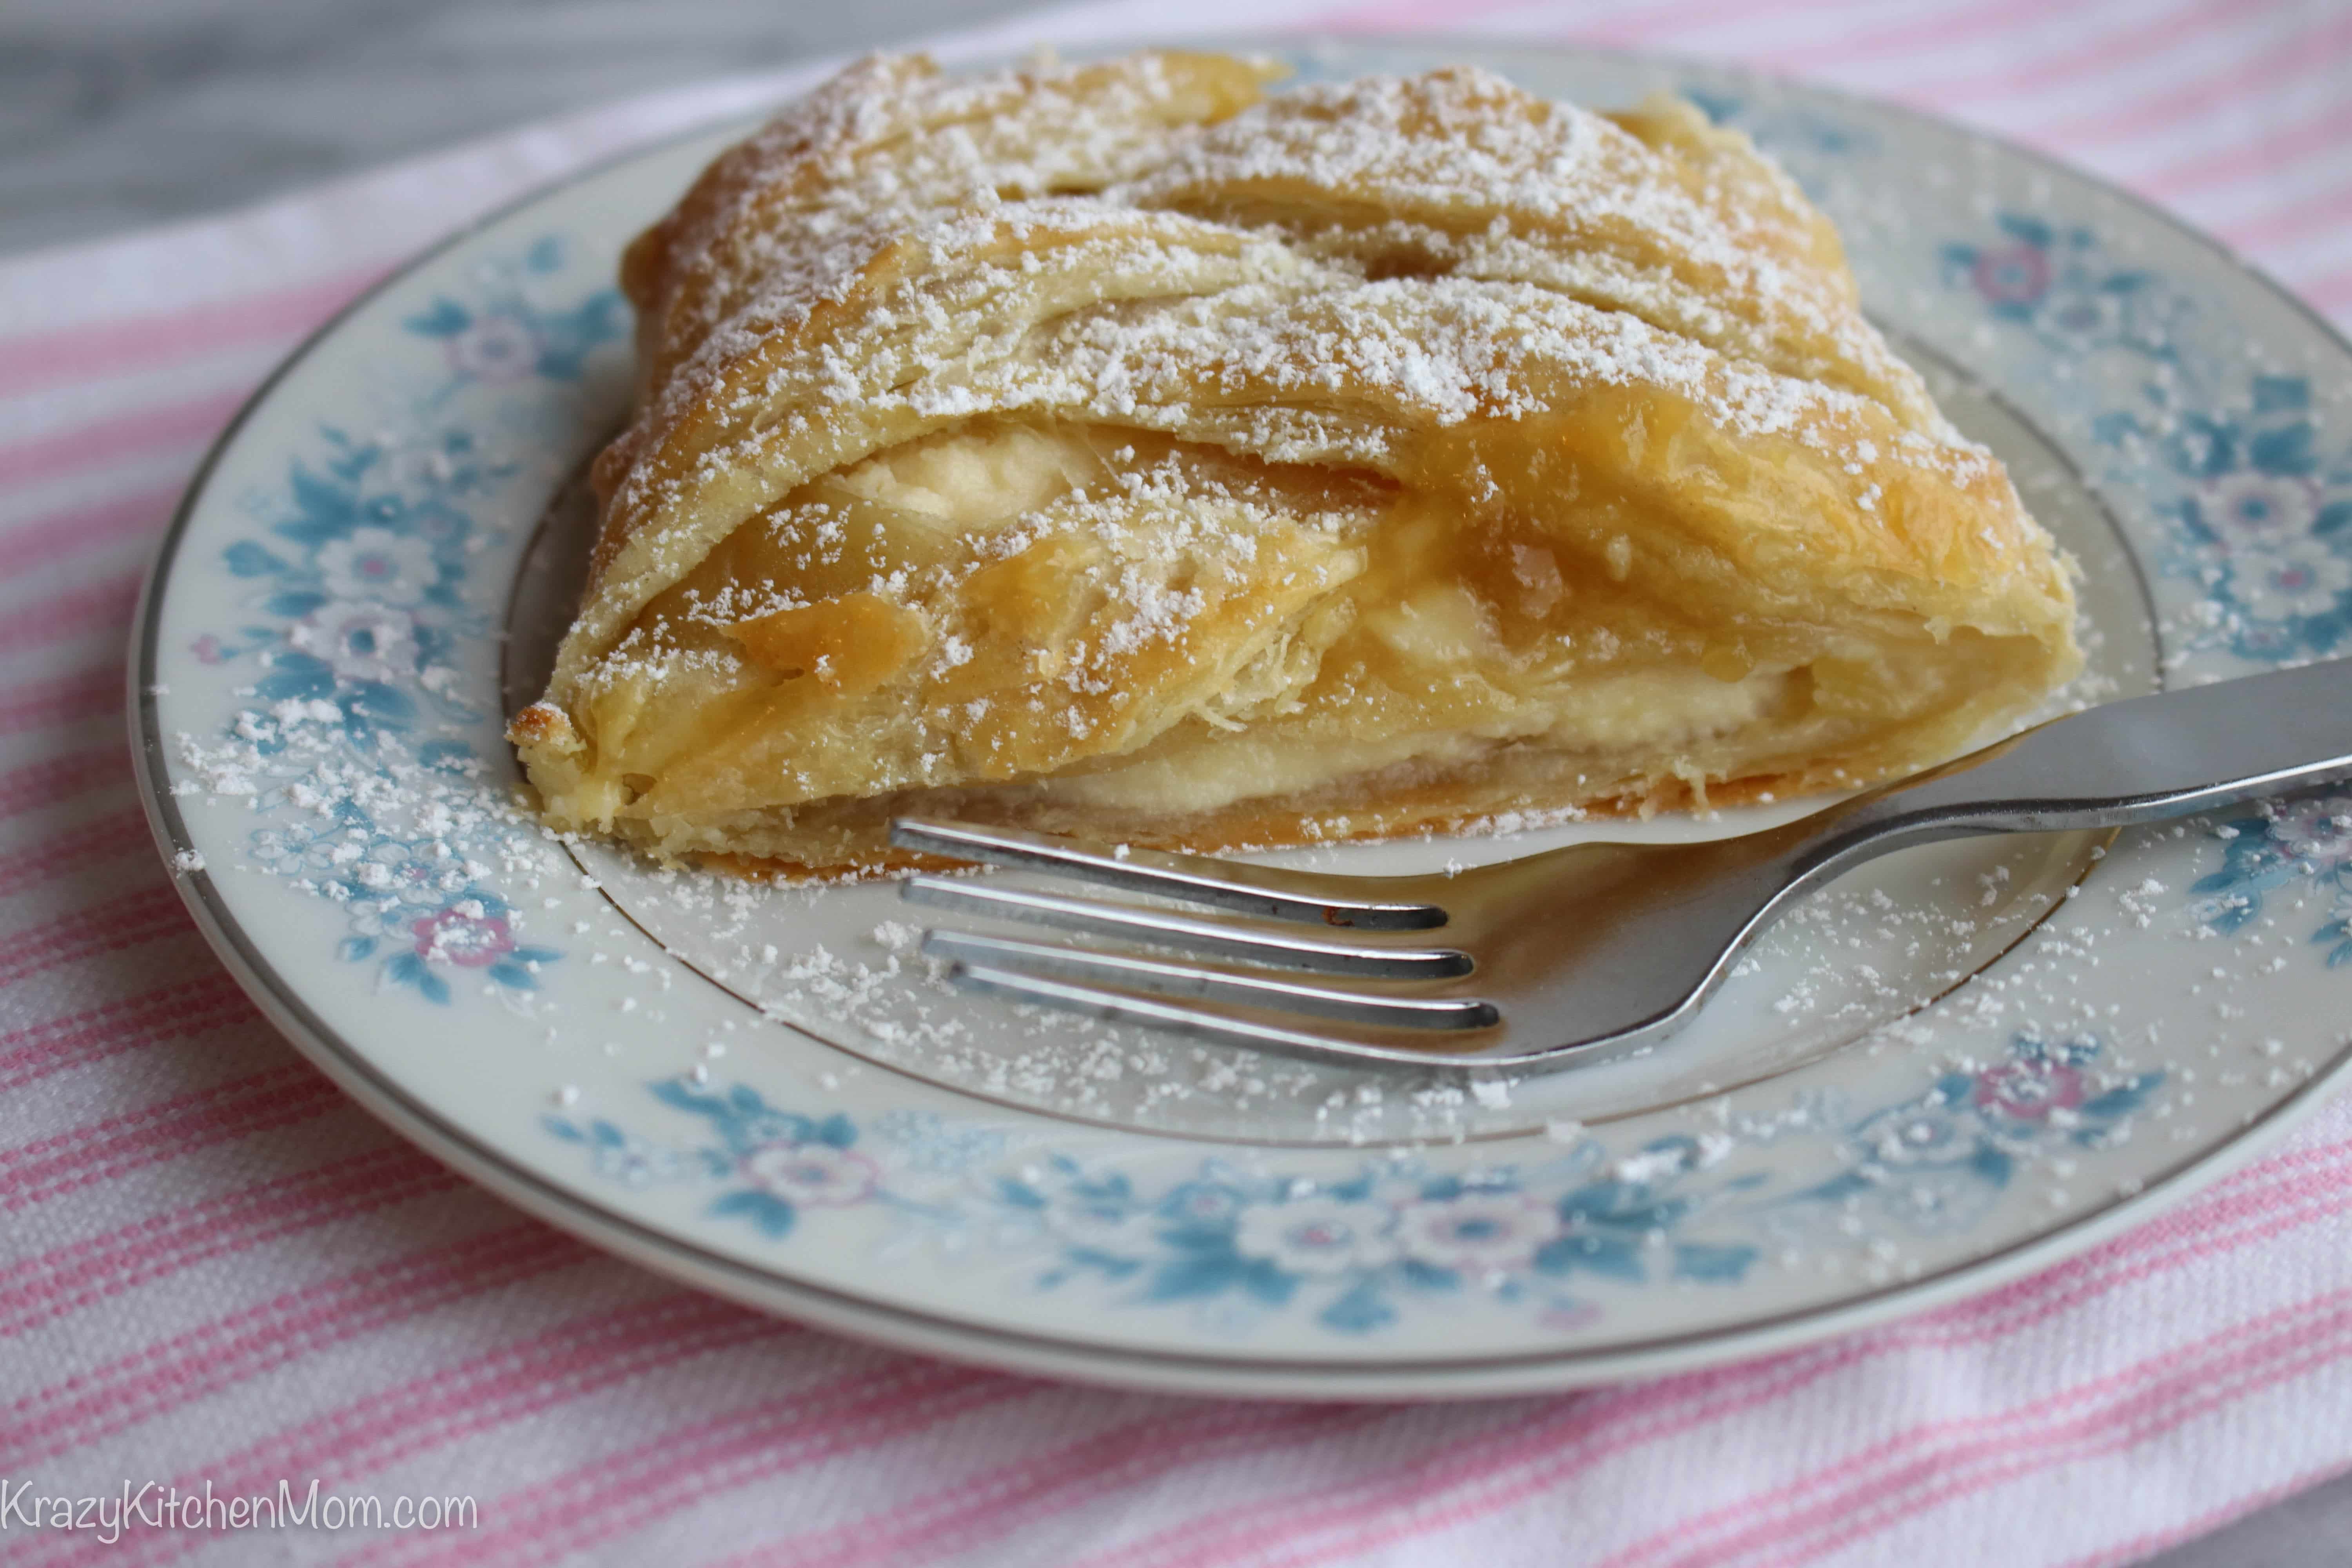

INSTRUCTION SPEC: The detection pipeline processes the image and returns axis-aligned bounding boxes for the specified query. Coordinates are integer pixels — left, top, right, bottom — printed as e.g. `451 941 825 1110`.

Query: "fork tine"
900 875 1470 978
921 929 1497 1031
943 960 1500 1069
889 818 1446 929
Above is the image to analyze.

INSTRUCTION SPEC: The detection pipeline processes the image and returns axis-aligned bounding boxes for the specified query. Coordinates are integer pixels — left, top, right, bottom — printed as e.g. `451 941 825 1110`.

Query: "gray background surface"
0 0 1038 253
3 0 2345 1560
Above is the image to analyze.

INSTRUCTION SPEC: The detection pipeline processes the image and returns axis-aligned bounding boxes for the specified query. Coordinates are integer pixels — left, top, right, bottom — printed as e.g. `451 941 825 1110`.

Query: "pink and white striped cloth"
5 0 2351 1562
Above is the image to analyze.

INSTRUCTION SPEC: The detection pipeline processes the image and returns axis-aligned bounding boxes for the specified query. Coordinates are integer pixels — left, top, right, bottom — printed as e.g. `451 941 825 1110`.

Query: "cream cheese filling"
828 421 1103 525
1040 665 1792 815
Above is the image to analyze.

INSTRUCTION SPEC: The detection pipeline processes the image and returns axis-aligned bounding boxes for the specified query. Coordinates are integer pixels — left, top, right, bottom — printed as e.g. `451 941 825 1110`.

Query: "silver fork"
892 657 2352 1074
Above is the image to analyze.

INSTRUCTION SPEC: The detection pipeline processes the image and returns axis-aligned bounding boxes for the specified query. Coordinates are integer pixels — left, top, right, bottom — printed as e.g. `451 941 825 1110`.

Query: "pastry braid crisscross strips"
510 49 2082 875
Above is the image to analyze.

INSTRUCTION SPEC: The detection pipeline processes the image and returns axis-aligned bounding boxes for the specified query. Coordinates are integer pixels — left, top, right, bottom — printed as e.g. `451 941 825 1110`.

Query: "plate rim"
129 30 2352 1399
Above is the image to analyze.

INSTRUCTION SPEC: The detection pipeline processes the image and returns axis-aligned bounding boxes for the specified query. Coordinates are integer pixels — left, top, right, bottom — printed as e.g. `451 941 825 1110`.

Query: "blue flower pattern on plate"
402 233 628 386
2129 372 2351 665
545 1029 2163 1335
1790 1034 2164 1237
984 1142 1766 1334
550 1076 1779 1334
2191 794 2352 967
1941 214 2186 361
550 1080 906 1240
1945 216 2350 665
188 235 624 1007
1940 212 2352 971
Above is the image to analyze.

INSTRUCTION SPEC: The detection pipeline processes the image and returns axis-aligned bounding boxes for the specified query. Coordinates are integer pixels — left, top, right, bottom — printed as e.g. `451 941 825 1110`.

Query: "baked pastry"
510 50 2081 874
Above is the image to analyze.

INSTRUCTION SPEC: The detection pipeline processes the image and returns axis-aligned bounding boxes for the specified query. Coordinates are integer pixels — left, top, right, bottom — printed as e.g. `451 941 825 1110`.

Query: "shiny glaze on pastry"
509 50 2081 874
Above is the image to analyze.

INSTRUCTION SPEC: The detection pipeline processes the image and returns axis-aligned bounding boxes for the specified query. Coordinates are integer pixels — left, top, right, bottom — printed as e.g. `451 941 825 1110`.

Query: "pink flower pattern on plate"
412 907 515 968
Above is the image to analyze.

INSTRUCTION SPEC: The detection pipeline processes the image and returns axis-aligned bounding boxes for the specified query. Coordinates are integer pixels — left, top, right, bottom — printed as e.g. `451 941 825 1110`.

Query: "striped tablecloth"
5 1 2350 1562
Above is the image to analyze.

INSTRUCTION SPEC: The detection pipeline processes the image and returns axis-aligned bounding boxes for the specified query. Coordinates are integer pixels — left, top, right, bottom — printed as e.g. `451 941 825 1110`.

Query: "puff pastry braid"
510 50 2081 874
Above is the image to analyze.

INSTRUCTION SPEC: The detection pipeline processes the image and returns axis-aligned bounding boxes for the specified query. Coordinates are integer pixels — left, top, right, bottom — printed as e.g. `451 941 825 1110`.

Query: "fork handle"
1798 657 2352 874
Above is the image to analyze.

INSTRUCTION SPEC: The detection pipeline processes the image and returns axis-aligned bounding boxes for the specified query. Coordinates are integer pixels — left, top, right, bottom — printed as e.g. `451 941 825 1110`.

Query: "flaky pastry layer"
509 50 2082 874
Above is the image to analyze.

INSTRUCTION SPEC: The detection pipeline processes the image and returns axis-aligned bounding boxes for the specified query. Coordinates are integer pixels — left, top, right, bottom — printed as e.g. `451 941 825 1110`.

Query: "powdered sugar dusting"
571 51 2005 678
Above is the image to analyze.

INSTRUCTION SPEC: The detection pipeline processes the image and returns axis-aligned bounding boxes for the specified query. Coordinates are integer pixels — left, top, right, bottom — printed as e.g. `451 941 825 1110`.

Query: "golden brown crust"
510 51 2082 875
694 764 1851 885
506 700 571 746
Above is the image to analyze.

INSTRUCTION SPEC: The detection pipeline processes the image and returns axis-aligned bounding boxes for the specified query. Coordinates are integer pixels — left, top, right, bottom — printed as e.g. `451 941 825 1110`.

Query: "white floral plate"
134 37 2352 1398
